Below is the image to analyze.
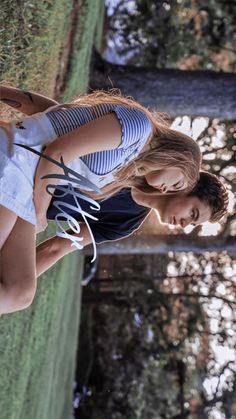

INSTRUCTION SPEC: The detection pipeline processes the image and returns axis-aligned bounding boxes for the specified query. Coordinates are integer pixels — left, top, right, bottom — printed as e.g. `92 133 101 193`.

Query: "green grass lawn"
0 249 83 419
1 0 74 95
1 0 104 98
0 0 104 418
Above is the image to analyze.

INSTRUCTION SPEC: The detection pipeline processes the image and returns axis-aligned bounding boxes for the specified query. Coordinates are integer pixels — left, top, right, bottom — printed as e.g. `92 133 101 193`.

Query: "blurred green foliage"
77 250 236 418
108 0 236 71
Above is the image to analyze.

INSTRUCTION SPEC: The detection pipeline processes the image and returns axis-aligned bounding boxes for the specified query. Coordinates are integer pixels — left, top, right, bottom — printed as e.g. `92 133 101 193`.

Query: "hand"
36 213 48 233
33 189 48 233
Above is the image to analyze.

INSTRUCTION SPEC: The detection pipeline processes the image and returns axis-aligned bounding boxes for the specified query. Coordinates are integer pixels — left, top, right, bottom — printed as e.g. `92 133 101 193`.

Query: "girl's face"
145 167 188 193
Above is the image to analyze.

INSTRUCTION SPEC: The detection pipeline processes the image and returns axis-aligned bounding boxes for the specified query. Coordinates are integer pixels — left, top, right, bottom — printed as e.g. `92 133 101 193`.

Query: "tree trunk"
90 54 236 119
85 234 236 255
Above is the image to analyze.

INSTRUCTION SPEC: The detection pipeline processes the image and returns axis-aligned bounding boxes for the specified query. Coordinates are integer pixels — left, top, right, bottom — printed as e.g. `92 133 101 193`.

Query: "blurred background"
76 1 236 418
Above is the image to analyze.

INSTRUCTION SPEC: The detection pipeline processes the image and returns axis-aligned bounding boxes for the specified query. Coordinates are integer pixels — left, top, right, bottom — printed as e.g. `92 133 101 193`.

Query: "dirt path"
53 0 81 100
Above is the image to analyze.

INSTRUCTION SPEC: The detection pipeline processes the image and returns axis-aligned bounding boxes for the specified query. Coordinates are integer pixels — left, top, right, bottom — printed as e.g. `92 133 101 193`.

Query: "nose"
180 218 191 228
159 184 167 194
180 218 190 228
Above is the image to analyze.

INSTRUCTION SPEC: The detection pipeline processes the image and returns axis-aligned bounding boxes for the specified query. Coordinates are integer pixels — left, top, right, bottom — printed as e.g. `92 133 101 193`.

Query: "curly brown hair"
189 171 229 222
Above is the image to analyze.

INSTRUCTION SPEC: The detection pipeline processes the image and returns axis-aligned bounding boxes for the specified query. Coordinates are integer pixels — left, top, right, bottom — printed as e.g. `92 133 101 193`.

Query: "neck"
131 187 167 212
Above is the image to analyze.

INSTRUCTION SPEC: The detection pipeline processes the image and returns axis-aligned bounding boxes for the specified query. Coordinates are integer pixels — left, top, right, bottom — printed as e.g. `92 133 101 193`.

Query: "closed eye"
173 180 184 190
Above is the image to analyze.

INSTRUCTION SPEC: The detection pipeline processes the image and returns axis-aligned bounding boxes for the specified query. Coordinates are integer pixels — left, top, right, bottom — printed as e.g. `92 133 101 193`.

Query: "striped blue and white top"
45 104 152 176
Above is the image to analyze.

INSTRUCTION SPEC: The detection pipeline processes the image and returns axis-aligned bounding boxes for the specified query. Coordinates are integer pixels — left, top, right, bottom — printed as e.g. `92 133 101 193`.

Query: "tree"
107 0 236 72
90 54 236 119
77 247 236 419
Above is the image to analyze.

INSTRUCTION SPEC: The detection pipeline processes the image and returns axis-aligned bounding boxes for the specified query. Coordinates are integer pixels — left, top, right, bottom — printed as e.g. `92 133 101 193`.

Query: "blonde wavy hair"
54 90 202 200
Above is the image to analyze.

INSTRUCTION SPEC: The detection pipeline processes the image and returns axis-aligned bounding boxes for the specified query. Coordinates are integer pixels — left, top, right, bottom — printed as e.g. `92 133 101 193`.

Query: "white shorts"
0 113 56 224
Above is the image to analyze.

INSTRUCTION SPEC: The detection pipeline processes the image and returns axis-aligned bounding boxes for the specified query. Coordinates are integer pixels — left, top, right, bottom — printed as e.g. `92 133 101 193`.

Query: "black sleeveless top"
47 188 150 243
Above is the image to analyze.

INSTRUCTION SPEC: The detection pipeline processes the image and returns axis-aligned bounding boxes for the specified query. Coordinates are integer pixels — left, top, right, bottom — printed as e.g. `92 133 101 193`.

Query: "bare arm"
36 223 93 277
0 85 58 115
33 113 122 224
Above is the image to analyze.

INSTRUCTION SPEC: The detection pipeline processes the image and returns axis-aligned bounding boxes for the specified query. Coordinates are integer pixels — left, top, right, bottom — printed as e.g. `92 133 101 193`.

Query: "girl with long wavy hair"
0 88 201 314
